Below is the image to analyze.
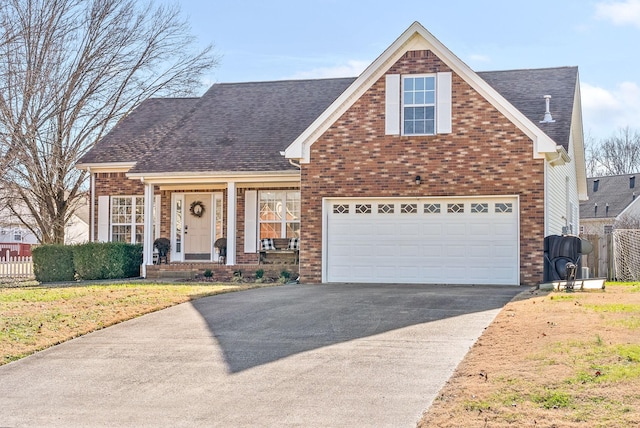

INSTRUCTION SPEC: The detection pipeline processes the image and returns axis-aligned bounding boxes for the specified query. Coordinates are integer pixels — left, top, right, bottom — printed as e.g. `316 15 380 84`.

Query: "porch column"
226 181 236 265
142 182 154 277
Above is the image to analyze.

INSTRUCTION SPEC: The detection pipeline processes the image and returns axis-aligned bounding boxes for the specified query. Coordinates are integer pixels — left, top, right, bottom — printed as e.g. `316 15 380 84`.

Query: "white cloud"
581 81 640 140
287 60 369 79
595 0 640 27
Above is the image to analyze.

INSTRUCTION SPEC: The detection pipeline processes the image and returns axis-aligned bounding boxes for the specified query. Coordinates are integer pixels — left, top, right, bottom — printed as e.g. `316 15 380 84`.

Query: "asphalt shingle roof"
580 174 639 219
479 66 577 150
78 98 199 165
80 67 578 174
129 78 356 173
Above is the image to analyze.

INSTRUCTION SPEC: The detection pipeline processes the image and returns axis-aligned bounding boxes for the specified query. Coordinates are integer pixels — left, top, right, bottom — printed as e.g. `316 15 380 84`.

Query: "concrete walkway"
0 283 521 427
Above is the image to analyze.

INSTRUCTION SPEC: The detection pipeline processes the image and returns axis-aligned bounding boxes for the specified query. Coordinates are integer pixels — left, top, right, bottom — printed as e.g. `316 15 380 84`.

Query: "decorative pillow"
261 238 275 251
288 238 300 250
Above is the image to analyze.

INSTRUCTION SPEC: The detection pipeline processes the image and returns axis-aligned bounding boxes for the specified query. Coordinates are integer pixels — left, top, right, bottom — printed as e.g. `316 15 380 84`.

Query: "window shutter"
385 74 400 135
436 72 452 134
244 190 257 253
97 195 110 242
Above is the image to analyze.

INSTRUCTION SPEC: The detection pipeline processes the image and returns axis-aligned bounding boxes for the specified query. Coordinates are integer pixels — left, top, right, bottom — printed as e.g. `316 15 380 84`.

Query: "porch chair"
153 238 171 264
214 238 227 264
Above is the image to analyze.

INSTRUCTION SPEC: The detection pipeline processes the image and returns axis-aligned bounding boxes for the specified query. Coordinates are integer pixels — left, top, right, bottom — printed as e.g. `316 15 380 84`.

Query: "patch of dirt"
419 284 640 427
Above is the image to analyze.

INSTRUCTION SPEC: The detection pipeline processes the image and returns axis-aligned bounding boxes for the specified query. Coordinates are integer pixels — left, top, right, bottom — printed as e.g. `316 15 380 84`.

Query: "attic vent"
631 176 636 189
593 179 600 192
540 95 555 123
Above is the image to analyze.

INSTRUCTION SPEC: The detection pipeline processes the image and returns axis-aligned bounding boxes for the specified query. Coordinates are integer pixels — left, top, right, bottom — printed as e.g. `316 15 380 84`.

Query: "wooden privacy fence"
580 234 613 280
0 256 34 279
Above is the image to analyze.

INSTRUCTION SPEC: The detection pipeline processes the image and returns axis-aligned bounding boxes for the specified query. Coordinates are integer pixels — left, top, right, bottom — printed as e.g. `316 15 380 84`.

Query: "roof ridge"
478 66 578 74
211 77 358 86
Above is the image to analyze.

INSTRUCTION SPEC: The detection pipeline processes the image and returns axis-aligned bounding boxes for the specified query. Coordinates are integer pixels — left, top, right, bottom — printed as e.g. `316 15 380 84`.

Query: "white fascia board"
571 79 588 201
126 170 300 185
285 21 558 163
75 162 136 172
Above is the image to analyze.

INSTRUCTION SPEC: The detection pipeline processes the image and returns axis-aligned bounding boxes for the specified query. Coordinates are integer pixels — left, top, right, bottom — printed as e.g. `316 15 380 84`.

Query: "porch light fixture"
415 175 421 185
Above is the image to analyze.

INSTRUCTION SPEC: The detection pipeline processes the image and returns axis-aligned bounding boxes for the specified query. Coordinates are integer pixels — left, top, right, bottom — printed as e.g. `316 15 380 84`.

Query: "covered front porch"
133 171 301 278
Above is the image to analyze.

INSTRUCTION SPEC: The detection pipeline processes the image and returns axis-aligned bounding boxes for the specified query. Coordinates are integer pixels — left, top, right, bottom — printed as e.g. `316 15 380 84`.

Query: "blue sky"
180 0 640 142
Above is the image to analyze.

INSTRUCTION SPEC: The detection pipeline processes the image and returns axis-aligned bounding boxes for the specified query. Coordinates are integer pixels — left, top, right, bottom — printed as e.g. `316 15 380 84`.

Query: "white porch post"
226 181 237 265
142 182 154 277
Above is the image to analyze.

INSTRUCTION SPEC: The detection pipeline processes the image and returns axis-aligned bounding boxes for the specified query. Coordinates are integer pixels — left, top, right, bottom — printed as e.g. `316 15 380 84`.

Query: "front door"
184 194 212 261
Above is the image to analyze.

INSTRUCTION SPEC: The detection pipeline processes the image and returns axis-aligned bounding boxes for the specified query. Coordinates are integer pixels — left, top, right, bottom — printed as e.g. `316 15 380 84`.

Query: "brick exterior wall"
92 173 299 266
299 50 546 286
92 172 148 241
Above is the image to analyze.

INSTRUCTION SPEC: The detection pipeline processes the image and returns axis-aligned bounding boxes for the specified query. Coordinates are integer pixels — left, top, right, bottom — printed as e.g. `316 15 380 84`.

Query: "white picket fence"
0 256 34 279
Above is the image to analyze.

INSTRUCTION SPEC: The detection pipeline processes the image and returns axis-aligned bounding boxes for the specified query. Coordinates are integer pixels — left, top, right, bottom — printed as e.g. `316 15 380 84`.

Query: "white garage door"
325 197 519 285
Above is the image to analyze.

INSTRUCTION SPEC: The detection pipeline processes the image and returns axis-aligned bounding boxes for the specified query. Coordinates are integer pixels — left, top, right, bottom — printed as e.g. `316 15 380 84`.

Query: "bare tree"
0 0 217 243
586 127 640 176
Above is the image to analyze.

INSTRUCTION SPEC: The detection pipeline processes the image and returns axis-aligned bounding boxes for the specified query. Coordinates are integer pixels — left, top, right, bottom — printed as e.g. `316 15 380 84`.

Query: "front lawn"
1 281 265 365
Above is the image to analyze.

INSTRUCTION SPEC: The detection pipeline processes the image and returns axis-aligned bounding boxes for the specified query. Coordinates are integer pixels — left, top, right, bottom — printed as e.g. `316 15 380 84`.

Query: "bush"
255 268 264 279
203 269 213 278
32 245 75 282
73 242 142 280
33 242 142 282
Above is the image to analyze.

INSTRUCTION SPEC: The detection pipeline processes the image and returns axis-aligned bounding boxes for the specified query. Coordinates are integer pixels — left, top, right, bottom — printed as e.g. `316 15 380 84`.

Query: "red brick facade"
299 50 545 285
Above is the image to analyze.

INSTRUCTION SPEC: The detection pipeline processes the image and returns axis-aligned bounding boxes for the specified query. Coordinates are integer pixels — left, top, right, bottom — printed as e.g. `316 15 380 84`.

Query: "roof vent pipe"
593 179 600 192
540 95 556 123
606 203 609 217
630 176 636 189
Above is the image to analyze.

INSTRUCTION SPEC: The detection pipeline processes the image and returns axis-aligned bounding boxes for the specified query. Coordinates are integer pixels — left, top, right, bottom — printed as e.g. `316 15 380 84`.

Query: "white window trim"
110 195 145 244
401 73 437 136
258 190 301 240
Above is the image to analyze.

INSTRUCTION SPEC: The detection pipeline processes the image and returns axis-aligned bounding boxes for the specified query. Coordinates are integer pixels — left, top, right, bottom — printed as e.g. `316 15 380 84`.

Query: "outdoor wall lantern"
415 175 421 185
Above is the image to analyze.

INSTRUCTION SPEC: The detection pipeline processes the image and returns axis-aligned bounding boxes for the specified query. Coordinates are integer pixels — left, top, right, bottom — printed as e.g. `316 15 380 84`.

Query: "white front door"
171 193 224 262
185 194 212 260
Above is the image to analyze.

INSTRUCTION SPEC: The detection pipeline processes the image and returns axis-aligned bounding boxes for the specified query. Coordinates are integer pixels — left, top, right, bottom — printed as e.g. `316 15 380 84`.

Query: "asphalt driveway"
0 283 521 427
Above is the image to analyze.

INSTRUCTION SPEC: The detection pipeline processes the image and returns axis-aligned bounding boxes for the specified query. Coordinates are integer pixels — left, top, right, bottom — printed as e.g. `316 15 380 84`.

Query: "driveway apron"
0 283 521 427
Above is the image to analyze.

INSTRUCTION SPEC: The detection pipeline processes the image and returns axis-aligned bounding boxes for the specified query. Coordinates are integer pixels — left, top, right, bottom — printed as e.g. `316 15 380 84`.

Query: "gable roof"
285 21 567 163
580 174 639 220
78 22 581 179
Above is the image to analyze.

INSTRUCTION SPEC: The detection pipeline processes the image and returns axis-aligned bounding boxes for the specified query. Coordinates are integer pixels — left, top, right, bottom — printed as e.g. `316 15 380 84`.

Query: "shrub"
203 269 213 278
34 242 143 282
255 268 264 279
32 245 75 282
73 242 142 280
279 270 291 283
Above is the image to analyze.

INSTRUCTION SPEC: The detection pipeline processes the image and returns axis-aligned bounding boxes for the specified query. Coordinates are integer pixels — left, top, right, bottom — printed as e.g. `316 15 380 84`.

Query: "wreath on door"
189 200 205 218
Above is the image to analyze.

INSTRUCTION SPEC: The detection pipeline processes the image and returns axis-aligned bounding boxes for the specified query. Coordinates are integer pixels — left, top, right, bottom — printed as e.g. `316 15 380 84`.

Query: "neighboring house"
77 22 587 286
64 196 90 245
580 174 640 236
0 193 90 248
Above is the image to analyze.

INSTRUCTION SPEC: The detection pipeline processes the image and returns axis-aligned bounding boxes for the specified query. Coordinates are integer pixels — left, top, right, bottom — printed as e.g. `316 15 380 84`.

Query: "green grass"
584 303 640 313
531 389 573 409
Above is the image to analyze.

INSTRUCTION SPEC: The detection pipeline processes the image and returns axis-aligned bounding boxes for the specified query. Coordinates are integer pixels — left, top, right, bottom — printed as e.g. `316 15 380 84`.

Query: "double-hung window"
258 191 300 239
403 75 436 135
110 196 145 244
